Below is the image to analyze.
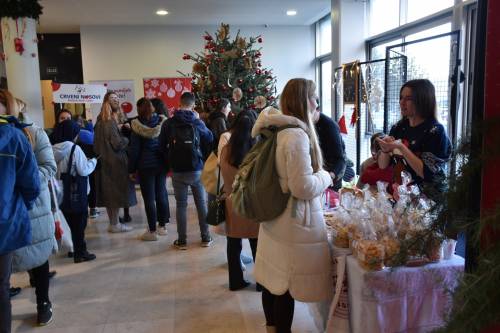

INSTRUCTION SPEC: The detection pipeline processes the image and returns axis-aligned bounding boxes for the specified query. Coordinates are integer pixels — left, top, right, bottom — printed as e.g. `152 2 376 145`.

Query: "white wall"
80 25 315 104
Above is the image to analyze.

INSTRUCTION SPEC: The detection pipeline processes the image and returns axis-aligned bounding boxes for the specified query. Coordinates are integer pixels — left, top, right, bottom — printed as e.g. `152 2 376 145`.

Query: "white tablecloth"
346 255 464 333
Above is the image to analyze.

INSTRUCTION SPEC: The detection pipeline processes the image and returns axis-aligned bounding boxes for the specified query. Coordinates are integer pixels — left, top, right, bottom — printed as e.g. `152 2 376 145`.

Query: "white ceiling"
38 0 331 33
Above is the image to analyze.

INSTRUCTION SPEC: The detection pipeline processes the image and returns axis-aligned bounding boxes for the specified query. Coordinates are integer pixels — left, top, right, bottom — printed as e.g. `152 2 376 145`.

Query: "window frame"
315 14 332 116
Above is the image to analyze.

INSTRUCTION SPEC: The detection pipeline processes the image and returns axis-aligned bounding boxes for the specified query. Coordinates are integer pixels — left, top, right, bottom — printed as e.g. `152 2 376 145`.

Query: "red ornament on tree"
237 79 243 84
256 69 262 75
257 37 263 43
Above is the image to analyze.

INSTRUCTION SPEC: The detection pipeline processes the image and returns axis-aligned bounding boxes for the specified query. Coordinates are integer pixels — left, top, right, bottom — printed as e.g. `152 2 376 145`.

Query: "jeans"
227 237 257 289
262 288 295 333
171 171 209 241
138 168 170 232
0 252 12 333
63 212 88 257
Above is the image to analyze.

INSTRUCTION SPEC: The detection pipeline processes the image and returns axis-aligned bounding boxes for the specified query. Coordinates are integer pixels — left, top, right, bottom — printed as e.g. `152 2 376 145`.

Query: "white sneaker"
141 231 158 241
108 223 133 233
157 226 168 236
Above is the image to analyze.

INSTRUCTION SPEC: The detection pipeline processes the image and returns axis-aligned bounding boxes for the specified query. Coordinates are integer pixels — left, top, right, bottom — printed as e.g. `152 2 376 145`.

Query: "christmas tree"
181 23 277 113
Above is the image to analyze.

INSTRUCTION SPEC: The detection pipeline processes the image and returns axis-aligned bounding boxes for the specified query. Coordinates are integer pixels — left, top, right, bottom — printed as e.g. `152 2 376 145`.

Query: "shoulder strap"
67 144 77 172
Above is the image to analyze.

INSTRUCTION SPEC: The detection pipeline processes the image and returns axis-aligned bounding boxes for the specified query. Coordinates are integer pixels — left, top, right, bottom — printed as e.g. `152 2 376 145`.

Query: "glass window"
369 0 400 36
370 39 403 60
406 0 454 23
317 16 332 56
321 60 332 116
405 22 452 42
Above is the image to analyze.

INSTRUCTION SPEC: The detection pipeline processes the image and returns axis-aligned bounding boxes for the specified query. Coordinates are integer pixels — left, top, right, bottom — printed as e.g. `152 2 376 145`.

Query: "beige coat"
220 146 259 239
253 107 333 302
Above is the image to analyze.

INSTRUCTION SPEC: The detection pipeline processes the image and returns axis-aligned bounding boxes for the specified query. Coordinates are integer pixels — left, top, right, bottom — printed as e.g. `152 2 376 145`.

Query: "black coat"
128 114 167 173
315 113 347 190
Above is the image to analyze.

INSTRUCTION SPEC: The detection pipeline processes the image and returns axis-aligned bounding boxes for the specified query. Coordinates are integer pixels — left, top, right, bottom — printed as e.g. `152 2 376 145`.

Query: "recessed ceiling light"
156 9 169 16
286 10 297 16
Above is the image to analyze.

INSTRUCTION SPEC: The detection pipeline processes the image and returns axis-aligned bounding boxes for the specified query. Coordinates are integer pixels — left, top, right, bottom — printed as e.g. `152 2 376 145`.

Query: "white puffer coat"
253 107 333 302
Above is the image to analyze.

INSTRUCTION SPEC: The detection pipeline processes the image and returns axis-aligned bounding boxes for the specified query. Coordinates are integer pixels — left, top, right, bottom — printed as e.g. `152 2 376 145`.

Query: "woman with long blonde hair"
93 92 133 233
253 79 333 333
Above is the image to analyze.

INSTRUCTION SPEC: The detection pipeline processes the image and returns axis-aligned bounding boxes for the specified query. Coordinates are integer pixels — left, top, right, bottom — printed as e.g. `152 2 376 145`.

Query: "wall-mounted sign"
143 77 192 117
89 79 136 118
52 83 106 104
46 67 58 74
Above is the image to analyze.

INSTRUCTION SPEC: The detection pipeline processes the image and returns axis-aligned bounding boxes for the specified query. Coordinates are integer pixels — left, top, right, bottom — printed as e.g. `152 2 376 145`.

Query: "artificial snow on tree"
181 23 277 113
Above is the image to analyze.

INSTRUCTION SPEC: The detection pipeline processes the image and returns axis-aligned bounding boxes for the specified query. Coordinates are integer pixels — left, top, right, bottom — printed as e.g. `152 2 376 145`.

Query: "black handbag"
206 167 225 226
60 144 88 214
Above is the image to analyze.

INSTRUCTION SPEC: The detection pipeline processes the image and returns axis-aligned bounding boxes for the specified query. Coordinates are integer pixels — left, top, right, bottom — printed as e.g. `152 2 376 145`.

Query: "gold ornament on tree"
254 95 267 109
236 36 247 49
244 57 253 69
192 63 206 74
217 23 230 40
232 88 243 102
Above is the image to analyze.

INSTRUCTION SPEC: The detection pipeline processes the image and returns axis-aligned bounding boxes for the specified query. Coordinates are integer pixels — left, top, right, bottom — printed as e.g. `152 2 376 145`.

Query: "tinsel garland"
0 0 43 20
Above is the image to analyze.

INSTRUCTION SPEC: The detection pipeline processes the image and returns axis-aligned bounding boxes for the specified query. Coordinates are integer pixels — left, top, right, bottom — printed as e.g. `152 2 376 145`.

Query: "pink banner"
143 77 192 117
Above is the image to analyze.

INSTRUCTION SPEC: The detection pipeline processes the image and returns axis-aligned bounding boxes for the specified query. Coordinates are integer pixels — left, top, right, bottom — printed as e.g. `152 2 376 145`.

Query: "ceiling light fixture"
286 10 297 16
156 9 169 16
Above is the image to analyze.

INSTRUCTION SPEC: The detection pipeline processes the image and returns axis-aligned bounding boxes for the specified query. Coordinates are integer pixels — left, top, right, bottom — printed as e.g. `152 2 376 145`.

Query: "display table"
346 255 464 333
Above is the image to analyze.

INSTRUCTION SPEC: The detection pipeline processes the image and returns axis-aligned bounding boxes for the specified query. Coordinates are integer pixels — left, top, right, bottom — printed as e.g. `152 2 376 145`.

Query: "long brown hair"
400 79 438 121
137 98 154 120
98 91 117 122
280 79 323 172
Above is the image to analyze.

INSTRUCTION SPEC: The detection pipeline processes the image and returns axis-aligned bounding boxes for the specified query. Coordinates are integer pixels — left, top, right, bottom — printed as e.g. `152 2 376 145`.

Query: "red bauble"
248 88 254 93
237 79 243 84
255 51 261 58
257 62 262 67
121 102 133 114
264 88 270 93
267 96 275 100
258 37 263 43
256 69 262 75
264 70 269 75
220 48 225 53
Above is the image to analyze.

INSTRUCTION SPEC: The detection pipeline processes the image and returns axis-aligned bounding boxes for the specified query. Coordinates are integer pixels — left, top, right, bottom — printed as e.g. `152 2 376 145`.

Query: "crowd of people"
0 77 450 333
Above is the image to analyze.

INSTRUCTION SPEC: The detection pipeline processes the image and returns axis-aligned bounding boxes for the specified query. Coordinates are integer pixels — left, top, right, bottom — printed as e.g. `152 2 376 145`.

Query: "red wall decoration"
143 77 192 117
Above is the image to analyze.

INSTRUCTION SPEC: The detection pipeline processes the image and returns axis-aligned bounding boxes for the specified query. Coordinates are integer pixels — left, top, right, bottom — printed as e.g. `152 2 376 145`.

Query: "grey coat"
94 119 129 208
12 125 57 272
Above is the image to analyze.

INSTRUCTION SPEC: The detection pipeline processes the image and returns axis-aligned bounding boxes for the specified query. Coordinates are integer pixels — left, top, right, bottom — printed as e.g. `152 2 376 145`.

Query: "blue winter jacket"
128 114 167 173
159 110 213 172
0 119 40 255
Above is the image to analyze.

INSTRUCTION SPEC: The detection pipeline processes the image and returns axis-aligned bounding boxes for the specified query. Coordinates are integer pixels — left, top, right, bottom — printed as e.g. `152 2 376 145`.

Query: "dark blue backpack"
168 122 203 171
60 144 88 214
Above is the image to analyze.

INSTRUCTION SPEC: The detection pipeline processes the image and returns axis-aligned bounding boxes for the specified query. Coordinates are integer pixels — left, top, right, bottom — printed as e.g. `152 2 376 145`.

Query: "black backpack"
168 122 203 171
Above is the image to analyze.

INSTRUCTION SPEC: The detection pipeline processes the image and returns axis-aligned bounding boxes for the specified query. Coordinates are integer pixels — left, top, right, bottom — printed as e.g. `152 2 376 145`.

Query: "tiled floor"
10 190 319 332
